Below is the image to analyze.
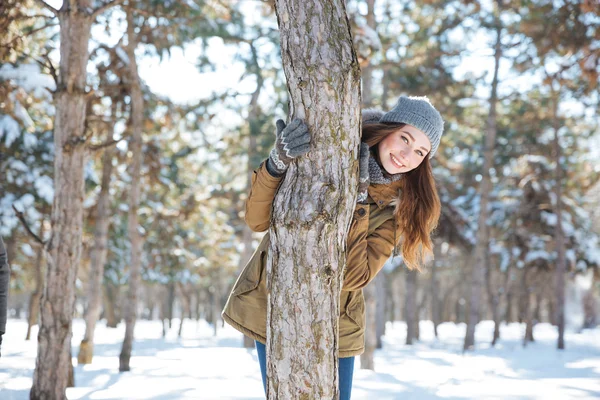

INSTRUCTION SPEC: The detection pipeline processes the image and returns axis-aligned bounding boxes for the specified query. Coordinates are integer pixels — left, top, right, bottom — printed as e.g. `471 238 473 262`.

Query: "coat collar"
367 179 403 209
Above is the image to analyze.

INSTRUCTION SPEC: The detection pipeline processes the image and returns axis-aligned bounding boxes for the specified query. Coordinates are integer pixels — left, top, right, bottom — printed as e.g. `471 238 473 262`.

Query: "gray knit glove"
266 118 311 176
357 142 370 204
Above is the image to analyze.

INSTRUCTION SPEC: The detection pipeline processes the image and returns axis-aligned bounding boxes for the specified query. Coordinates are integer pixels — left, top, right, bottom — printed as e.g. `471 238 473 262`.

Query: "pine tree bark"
552 92 566 350
464 4 501 351
119 8 144 372
30 2 93 398
79 113 115 364
268 0 361 397
26 223 45 341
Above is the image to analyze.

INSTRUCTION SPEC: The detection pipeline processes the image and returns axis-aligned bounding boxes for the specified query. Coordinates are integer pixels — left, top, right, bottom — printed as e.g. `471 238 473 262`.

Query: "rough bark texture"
552 94 566 350
79 119 115 364
119 9 144 372
464 9 501 351
268 0 361 397
26 224 45 341
30 3 93 398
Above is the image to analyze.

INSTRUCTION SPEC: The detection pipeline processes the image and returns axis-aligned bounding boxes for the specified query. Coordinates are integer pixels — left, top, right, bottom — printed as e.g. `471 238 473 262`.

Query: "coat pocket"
232 250 266 297
345 290 365 328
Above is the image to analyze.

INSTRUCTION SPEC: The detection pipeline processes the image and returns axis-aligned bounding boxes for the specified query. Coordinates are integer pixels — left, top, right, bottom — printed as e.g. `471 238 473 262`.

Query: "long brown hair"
362 123 441 271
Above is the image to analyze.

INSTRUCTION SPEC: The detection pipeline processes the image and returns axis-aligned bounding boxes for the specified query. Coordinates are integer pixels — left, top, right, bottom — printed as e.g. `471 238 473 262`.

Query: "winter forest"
1 0 599 399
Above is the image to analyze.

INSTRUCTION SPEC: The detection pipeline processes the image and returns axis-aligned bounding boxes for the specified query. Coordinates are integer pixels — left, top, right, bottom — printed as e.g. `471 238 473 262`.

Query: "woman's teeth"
391 154 404 168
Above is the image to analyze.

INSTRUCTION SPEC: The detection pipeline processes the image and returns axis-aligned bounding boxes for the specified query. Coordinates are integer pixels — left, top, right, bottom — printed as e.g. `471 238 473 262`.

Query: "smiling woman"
222 95 445 399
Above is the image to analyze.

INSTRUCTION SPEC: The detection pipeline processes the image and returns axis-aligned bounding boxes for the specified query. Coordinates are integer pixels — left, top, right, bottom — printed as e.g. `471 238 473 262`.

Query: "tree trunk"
361 282 377 370
360 2 378 368
167 280 175 328
103 282 118 328
268 0 361 397
523 292 535 346
375 272 386 349
464 5 501 351
178 284 191 338
78 111 115 364
405 269 417 345
552 93 566 350
26 223 45 341
240 48 262 347
431 247 441 339
31 2 94 398
119 8 144 372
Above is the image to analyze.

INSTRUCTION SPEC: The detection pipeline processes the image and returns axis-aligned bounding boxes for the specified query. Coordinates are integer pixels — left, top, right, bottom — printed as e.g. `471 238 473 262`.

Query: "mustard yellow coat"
222 161 402 357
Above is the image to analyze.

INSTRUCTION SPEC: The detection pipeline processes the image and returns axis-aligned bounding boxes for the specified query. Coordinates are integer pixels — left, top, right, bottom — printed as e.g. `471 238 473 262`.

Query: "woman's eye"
417 150 423 157
401 136 408 143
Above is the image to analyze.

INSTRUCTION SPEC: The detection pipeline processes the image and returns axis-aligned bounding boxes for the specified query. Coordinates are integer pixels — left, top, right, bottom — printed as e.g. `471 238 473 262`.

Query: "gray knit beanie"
380 96 444 158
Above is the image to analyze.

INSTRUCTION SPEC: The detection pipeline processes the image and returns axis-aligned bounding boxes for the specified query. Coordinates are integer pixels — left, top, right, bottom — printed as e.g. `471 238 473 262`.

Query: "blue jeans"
255 340 354 399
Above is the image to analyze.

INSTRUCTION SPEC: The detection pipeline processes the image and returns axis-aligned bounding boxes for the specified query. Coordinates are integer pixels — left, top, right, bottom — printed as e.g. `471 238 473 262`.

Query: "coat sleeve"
0 237 9 343
244 160 284 232
342 204 397 291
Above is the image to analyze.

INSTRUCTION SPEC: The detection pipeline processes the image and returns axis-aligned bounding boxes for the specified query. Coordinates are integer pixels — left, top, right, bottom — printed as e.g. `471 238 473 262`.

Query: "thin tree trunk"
361 282 377 370
79 110 116 364
26 223 45 341
360 2 377 368
178 284 191 338
375 273 386 349
405 269 417 345
464 4 501 351
212 279 221 337
167 280 175 328
119 8 144 372
103 282 118 328
523 269 537 346
31 2 94 397
361 0 376 109
240 43 263 348
268 0 361 397
552 92 566 350
431 247 441 339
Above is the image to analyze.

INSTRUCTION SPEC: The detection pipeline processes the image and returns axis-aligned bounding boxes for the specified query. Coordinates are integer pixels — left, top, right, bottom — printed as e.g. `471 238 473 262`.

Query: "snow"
0 115 21 147
1 319 599 399
0 63 56 94
34 176 54 204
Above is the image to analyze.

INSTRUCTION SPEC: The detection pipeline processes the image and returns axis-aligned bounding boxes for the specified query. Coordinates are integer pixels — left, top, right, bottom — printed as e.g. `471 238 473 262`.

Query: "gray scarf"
368 154 404 185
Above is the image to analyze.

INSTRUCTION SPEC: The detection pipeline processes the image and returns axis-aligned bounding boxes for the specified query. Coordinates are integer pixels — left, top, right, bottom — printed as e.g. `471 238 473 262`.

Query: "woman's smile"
390 153 405 169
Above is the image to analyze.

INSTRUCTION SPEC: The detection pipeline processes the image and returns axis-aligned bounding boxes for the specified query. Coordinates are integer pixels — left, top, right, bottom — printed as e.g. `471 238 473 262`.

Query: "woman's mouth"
390 154 405 169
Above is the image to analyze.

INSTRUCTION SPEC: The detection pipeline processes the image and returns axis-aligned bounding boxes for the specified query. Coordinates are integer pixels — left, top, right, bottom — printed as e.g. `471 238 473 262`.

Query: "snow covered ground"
1 318 599 399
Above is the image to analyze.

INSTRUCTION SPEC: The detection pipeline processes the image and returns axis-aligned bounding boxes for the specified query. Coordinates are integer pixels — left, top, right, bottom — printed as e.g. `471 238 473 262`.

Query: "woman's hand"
266 118 311 176
357 142 370 203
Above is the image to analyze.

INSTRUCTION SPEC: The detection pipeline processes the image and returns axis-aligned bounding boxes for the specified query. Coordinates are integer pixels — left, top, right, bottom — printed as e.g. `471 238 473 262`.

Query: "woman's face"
377 124 431 174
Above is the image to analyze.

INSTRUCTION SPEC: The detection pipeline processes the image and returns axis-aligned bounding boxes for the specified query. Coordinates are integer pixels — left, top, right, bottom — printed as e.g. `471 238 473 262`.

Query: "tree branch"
92 0 126 18
42 53 58 86
12 205 46 246
34 0 59 15
87 136 124 151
